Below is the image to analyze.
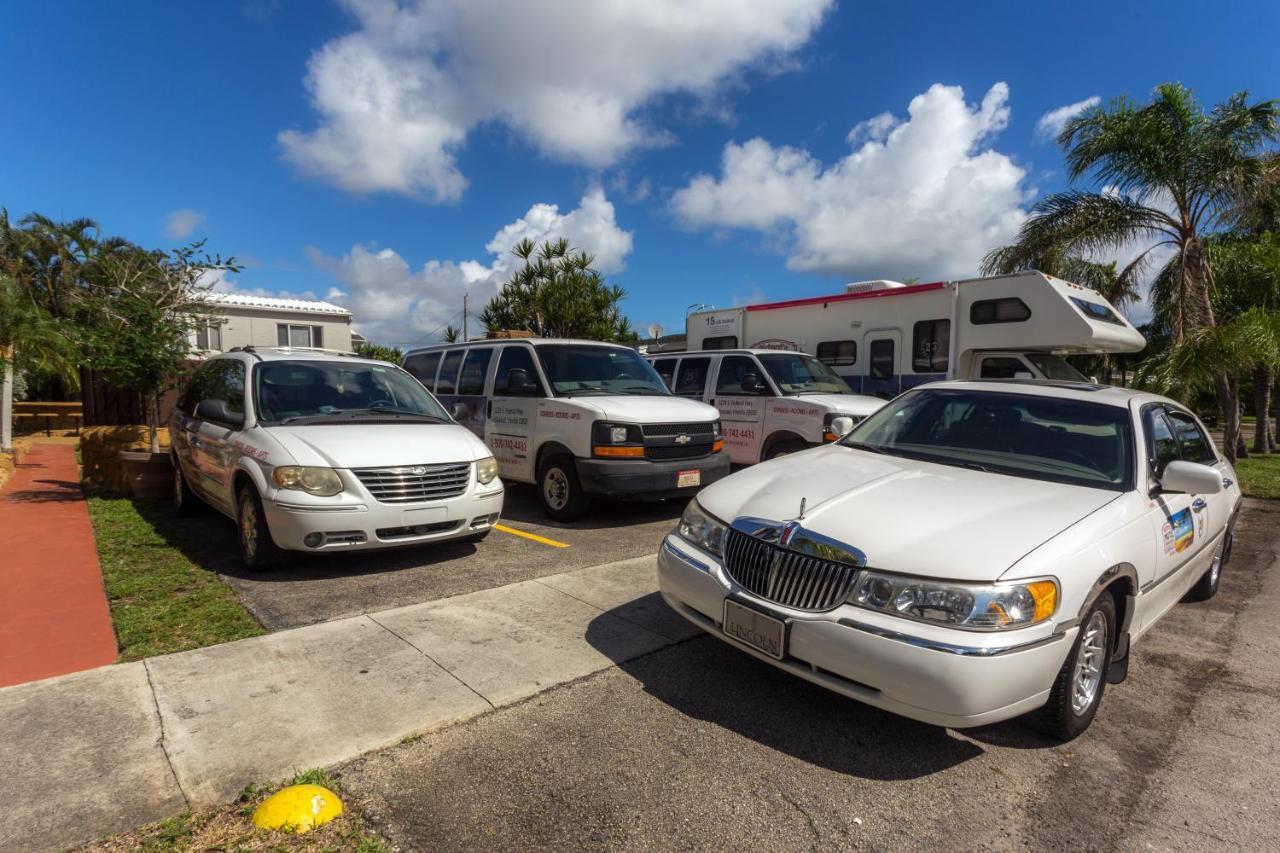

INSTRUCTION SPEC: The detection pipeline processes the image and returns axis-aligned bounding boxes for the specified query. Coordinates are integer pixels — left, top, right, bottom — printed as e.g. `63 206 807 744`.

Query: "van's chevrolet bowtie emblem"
674 434 691 445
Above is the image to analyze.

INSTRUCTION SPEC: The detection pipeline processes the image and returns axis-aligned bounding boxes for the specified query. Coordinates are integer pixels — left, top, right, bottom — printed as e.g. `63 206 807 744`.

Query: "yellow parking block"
494 523 571 548
251 784 343 833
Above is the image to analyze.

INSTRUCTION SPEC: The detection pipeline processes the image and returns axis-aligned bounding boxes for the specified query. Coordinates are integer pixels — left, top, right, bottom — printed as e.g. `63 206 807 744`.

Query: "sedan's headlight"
272 466 343 497
677 499 728 557
849 570 1058 631
476 456 499 485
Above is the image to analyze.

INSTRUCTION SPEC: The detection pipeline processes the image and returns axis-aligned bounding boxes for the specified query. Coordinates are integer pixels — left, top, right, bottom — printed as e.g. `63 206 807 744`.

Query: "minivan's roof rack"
258 346 360 357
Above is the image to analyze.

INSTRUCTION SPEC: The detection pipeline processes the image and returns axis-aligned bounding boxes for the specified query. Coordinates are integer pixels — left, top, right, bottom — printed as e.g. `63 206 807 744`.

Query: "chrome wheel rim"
543 468 569 511
240 499 258 559
1071 610 1108 716
1209 543 1223 586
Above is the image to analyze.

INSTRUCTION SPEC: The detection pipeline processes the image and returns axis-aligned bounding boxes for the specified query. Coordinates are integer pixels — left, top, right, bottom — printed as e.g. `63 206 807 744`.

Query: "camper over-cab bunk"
685 271 1146 397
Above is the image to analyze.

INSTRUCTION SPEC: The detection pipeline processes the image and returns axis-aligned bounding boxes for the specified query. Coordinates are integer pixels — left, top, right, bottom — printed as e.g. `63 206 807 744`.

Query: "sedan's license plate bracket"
722 599 786 660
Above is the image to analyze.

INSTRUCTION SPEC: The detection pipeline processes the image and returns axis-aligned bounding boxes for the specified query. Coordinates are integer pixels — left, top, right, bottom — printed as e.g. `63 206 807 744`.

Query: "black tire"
538 457 589 522
1185 536 1226 602
236 484 283 571
172 456 203 518
1034 592 1116 741
765 439 809 461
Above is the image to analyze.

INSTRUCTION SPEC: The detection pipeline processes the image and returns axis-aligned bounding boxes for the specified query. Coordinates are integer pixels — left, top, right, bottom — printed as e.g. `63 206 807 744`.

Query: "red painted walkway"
0 443 117 687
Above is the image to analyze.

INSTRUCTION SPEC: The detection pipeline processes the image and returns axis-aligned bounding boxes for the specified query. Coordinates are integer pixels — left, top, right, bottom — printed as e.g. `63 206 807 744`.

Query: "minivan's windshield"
537 345 671 396
843 388 1132 490
758 353 851 395
254 360 450 424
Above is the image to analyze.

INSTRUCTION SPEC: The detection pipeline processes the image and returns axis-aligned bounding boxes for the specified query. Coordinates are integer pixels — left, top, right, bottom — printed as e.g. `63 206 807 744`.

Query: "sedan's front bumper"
262 482 505 552
657 534 1075 729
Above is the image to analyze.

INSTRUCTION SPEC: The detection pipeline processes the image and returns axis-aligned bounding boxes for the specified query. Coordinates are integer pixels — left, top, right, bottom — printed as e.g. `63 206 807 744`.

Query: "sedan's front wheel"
1034 592 1116 740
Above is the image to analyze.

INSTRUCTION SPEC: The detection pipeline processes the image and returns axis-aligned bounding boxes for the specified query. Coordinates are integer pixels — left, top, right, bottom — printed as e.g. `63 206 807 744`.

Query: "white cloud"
279 0 832 201
309 187 633 346
1035 96 1100 141
165 208 206 240
671 82 1031 280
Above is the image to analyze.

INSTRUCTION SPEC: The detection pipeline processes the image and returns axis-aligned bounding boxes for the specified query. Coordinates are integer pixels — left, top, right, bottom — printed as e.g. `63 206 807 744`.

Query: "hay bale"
81 426 171 495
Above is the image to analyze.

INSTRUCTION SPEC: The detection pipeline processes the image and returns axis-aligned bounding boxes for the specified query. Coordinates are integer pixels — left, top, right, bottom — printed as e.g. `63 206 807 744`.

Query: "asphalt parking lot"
333 500 1280 852
163 484 684 630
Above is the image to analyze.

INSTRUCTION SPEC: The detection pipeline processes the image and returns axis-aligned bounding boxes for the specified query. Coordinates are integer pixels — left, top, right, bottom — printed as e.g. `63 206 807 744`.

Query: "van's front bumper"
577 451 731 500
261 482 505 552
657 534 1075 729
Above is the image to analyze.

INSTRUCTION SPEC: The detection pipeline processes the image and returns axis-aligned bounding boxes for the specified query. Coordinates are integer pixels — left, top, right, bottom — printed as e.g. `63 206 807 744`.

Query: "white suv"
169 347 504 569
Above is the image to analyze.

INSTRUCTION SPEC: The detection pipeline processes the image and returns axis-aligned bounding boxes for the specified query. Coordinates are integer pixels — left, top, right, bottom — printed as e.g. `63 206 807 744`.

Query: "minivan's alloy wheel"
538 458 588 522
1034 592 1116 740
236 484 282 570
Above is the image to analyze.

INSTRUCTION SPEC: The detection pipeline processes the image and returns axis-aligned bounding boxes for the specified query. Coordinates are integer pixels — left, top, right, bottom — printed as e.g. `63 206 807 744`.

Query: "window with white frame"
277 324 324 349
193 319 222 352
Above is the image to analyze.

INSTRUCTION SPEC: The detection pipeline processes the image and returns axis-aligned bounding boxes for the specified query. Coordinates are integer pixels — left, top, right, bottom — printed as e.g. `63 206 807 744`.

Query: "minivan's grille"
723 528 860 612
642 422 716 437
353 462 470 504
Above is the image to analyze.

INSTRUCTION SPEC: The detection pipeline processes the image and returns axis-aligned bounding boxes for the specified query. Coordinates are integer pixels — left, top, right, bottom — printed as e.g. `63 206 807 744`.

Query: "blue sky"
3 0 1277 346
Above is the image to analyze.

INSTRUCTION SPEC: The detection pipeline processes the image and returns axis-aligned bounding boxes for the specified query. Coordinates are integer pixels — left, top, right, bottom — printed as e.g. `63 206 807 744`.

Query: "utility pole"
463 292 469 342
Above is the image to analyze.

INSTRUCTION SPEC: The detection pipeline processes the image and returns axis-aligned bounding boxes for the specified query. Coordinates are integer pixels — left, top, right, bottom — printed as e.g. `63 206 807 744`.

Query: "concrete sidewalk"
0 443 118 687
0 554 687 852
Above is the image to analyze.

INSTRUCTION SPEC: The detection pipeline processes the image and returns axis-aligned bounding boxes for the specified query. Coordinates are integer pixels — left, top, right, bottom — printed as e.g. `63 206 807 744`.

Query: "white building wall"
195 307 353 354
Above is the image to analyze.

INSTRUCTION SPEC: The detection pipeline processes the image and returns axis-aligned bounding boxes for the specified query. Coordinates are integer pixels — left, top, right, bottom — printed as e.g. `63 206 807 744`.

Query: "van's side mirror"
505 368 536 396
195 399 243 428
742 372 765 394
451 401 470 420
1159 460 1223 495
829 416 855 439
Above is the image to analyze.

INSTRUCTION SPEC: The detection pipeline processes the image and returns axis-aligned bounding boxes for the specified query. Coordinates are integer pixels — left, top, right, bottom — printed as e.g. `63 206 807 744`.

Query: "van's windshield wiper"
365 405 446 420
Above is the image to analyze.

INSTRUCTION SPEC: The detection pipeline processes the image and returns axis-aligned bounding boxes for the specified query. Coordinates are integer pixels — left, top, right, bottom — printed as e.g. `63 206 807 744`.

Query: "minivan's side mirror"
1159 460 1223 495
829 416 855 439
195 399 244 428
505 367 536 396
741 372 766 394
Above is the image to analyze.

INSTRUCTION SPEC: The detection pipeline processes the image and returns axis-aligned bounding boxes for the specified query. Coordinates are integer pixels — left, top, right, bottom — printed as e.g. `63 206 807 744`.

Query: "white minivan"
648 349 885 463
402 338 729 520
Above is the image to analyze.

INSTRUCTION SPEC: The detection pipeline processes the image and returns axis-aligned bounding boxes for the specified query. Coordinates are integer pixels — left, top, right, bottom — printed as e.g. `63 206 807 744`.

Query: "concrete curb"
0 553 685 852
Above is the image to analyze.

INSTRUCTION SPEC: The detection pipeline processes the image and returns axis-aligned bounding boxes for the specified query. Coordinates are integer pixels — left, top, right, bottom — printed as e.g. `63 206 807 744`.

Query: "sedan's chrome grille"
353 463 470 504
723 528 860 612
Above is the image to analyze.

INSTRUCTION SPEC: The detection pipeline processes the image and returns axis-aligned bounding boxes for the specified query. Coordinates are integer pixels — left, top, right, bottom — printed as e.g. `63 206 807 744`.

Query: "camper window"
979 357 1030 379
869 339 894 380
703 335 738 350
404 351 442 390
971 298 1031 325
1071 297 1126 326
817 340 857 366
912 320 950 373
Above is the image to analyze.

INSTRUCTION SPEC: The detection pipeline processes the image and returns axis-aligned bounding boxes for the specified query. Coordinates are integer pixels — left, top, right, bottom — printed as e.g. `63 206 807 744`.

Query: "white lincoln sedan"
658 381 1241 739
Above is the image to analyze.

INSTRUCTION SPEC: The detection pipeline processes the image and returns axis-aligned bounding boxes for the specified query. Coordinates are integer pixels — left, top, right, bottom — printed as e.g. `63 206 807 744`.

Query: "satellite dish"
647 323 663 340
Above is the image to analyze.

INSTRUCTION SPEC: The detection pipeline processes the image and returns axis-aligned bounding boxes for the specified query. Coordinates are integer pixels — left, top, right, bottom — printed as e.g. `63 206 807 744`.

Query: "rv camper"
685 271 1146 397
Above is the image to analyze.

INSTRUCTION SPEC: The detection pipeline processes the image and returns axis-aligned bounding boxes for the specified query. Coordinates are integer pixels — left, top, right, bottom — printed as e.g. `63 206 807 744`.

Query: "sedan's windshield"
537 345 670 396
843 388 1132 490
758 353 851 394
254 360 450 423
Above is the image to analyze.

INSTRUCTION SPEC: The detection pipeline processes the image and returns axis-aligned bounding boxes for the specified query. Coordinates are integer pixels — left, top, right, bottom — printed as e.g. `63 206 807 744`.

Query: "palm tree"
441 325 461 343
986 84 1279 462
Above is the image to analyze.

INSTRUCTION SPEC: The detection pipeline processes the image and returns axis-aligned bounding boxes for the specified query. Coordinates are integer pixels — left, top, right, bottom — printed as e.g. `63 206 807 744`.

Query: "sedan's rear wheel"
1186 538 1225 602
1033 593 1115 740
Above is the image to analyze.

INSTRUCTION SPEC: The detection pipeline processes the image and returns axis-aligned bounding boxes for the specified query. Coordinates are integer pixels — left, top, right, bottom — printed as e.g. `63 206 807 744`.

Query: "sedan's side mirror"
742 372 765 394
505 368 535 396
829 416 856 439
1160 460 1223 495
195 399 244 428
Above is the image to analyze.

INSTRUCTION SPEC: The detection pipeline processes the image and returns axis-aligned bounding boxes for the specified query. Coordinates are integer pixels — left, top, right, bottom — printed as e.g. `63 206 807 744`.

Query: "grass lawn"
1234 452 1280 500
79 769 388 852
88 496 264 661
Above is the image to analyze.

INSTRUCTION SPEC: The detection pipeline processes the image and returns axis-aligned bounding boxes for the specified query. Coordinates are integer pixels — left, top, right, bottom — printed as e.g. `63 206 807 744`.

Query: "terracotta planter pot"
118 450 172 499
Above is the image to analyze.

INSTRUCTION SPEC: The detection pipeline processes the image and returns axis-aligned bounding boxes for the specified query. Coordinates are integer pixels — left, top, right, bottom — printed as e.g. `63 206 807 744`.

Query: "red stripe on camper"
744 281 946 312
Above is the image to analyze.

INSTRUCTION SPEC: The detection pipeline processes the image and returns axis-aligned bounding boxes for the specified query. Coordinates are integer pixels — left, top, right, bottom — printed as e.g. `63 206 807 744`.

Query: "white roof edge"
201 291 351 316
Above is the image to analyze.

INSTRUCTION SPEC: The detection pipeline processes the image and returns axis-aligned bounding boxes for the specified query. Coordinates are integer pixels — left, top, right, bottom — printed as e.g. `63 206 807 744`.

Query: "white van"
647 349 884 463
402 338 729 520
685 271 1147 396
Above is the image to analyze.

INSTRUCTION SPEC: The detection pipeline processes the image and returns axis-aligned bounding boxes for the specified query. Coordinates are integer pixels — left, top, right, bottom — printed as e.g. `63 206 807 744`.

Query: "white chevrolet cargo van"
647 349 885 464
402 338 729 520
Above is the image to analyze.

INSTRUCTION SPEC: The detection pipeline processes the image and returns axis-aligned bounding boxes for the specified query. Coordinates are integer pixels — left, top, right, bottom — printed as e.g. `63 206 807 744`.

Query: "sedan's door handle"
1192 498 1208 512
1222 477 1234 488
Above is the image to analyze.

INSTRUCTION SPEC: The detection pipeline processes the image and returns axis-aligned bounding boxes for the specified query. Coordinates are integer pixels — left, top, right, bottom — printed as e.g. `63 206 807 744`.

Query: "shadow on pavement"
4 478 84 502
584 600 993 781
499 483 684 531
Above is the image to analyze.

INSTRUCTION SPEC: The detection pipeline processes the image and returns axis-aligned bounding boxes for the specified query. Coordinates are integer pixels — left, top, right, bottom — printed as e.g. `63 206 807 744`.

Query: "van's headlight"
677 499 728 557
272 466 343 496
849 571 1058 630
476 456 499 485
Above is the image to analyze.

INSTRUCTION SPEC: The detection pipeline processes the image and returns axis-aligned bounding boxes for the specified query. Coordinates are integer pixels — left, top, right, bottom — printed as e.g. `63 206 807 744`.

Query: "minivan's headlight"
272 466 343 497
678 499 728 557
476 456 499 485
848 570 1058 631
